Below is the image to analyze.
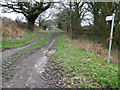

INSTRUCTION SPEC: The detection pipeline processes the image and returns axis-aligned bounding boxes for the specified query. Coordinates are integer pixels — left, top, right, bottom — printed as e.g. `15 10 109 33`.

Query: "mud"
2 33 65 88
2 32 50 58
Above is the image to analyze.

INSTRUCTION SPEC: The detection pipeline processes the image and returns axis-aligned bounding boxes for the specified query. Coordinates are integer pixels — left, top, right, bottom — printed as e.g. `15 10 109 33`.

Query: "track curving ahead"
2 32 59 88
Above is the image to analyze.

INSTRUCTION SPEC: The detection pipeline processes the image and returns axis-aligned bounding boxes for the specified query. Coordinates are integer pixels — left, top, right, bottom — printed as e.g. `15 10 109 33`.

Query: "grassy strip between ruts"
1 31 45 49
11 35 51 56
51 34 119 88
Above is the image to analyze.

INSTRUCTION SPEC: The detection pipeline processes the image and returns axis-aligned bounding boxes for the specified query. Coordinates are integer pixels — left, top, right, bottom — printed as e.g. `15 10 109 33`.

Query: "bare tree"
0 0 52 31
36 10 51 27
55 2 85 38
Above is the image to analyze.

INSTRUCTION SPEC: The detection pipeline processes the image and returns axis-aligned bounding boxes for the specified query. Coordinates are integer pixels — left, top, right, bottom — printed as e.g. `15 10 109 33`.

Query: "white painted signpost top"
106 15 113 21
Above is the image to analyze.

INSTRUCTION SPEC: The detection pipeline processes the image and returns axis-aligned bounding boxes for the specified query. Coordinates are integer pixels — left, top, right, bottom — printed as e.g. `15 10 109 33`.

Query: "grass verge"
1 31 45 49
51 34 119 88
12 35 51 56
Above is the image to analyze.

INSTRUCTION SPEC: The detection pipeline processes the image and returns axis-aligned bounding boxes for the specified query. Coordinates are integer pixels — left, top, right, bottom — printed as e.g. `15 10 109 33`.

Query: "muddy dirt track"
2 32 65 88
2 32 50 58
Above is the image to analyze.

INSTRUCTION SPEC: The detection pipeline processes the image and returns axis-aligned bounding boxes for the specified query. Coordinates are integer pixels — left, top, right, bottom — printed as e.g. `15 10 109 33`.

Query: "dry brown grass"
2 19 26 40
66 39 118 64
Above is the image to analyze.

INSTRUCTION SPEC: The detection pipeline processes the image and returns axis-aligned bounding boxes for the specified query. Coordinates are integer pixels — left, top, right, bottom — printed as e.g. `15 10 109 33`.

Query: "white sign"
106 16 113 21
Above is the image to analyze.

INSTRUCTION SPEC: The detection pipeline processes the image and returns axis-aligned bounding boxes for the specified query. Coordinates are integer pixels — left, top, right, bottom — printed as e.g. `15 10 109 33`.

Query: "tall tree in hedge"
86 2 119 44
55 2 84 38
86 2 119 36
0 1 52 31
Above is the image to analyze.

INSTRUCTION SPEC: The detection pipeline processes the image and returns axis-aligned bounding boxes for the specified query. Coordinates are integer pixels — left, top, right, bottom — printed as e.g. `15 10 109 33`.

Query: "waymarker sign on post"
106 16 113 21
105 13 115 63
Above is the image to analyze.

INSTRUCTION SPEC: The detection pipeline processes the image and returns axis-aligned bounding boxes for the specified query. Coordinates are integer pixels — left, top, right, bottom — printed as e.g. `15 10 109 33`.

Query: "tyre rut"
2 33 58 88
2 32 50 58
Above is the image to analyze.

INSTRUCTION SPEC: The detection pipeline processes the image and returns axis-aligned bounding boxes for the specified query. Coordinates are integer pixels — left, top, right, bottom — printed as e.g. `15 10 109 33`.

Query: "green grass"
12 35 51 56
1 31 45 49
51 34 119 88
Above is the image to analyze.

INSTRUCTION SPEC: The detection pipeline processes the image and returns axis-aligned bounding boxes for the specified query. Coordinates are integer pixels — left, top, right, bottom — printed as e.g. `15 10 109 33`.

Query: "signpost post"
106 13 115 63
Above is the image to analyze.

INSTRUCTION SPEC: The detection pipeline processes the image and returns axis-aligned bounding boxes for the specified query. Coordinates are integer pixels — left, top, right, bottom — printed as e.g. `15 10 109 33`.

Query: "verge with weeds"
1 31 45 49
51 34 119 88
12 35 51 56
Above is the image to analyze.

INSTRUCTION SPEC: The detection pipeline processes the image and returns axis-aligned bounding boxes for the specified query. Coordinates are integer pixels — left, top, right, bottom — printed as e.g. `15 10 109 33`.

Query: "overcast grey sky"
0 2 93 26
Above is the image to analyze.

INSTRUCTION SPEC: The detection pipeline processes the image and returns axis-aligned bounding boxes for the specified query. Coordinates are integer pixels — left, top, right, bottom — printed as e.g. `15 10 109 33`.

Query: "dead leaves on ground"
65 39 118 64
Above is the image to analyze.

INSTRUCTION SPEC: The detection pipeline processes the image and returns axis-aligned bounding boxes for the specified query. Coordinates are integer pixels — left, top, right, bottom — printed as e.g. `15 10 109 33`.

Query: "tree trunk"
27 18 36 31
